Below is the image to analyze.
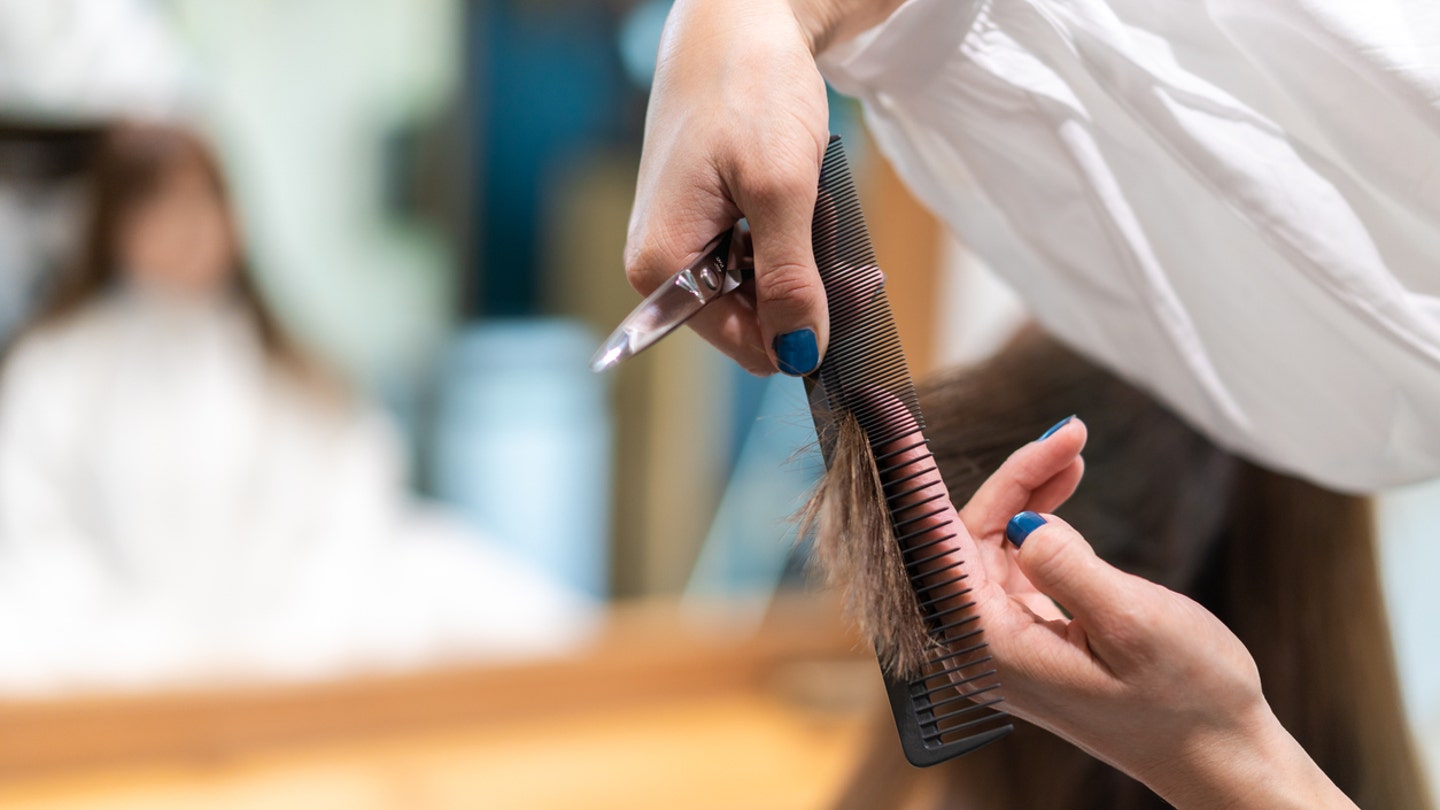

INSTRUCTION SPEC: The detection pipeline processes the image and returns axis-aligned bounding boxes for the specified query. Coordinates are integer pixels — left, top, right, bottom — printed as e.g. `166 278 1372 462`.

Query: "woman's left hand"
877 416 1356 809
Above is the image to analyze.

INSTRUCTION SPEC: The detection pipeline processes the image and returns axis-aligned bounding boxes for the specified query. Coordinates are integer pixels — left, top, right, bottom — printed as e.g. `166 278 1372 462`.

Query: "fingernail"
1039 415 1075 441
773 329 819 376
1006 511 1047 548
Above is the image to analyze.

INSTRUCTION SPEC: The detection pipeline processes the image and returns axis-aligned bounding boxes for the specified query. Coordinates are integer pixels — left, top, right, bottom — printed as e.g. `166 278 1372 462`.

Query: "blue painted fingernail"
773 329 819 376
1006 511 1047 548
1039 415 1075 441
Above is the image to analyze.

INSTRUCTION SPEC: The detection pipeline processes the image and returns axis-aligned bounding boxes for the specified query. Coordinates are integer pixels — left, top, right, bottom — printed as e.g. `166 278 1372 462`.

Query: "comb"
804 136 1012 766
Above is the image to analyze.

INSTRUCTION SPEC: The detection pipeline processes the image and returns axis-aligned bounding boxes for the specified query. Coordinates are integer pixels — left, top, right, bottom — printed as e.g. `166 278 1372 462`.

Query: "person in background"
0 122 589 694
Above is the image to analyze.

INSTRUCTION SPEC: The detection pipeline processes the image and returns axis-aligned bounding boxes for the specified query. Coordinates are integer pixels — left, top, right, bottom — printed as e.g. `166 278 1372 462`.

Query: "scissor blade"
590 321 665 372
589 267 708 372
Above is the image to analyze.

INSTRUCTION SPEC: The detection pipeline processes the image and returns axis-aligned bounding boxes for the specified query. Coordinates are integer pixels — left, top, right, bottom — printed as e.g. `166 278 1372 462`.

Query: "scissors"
590 223 754 372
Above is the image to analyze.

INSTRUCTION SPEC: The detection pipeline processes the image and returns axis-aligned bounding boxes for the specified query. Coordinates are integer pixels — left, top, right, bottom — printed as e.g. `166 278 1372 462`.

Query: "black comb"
804 136 1012 766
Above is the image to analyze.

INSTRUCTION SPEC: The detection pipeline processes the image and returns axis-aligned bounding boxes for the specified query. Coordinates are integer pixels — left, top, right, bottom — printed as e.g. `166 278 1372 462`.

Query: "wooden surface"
1 691 867 810
0 597 877 810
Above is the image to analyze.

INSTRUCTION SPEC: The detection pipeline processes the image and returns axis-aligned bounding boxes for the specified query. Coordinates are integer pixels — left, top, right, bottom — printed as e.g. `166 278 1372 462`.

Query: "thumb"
1005 512 1133 631
734 165 829 377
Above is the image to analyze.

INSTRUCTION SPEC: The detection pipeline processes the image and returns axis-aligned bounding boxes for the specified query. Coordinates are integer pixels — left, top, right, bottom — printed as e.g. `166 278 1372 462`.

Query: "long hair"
829 327 1432 810
19 122 314 380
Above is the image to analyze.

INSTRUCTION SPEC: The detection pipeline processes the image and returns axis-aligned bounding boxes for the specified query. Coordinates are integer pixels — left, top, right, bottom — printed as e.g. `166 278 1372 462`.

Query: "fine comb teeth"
804 136 1013 766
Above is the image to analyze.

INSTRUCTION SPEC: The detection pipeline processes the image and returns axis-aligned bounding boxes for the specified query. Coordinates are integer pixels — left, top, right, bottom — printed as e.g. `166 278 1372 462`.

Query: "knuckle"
756 261 820 308
622 241 666 294
743 165 810 206
1026 530 1072 581
1028 531 1096 599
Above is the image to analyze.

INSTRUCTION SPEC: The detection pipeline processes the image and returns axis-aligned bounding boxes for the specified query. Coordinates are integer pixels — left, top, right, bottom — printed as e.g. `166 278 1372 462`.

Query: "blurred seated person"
0 122 591 695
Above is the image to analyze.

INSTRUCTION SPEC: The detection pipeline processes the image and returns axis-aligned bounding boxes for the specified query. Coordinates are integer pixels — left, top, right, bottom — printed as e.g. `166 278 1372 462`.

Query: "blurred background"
0 1 1436 808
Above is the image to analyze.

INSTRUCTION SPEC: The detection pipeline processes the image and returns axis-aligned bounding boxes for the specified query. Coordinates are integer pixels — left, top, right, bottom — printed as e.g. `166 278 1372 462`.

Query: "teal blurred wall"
172 0 463 387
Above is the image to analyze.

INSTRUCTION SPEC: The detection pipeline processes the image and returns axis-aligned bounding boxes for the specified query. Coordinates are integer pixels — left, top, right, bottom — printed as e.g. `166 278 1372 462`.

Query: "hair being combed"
800 411 938 679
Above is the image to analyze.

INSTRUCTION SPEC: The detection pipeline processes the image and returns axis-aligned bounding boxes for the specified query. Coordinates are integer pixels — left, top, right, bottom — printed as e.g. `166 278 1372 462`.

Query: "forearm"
1137 705 1357 810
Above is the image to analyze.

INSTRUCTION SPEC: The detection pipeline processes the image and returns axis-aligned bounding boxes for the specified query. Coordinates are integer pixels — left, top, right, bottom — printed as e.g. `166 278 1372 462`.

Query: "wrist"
1137 704 1354 810
787 0 902 53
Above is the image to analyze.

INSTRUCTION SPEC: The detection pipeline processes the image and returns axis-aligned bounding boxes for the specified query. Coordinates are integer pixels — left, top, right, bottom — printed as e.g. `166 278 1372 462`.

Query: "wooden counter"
0 597 878 810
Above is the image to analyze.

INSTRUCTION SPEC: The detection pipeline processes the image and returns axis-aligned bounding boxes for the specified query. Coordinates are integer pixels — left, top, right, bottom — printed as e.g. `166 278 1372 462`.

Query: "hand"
876 417 1356 809
625 0 833 376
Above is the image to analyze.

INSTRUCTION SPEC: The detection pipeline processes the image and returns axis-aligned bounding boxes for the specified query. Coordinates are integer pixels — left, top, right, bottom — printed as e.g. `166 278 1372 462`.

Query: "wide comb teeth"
805 137 1012 766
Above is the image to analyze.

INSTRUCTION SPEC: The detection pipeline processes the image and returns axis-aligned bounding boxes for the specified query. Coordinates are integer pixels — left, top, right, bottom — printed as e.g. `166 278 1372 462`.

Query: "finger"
624 183 776 372
960 416 1088 539
683 289 774 376
1006 512 1135 634
1027 457 1084 515
733 151 829 376
623 171 739 296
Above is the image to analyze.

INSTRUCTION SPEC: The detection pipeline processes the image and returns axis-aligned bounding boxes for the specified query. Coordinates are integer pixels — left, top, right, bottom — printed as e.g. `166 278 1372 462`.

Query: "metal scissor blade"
589 266 709 372
591 227 748 373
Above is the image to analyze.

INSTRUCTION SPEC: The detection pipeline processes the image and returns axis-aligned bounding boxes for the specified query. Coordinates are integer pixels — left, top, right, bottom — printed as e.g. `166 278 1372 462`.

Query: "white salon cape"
0 292 591 696
820 0 1440 492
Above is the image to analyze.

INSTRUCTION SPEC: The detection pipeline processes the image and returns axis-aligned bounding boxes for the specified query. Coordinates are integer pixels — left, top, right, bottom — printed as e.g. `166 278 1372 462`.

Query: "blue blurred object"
467 1 632 317
686 375 820 600
618 0 672 88
431 319 613 598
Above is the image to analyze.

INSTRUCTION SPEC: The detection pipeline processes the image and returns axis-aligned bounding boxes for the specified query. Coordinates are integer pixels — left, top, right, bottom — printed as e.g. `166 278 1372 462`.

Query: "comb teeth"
805 136 1012 766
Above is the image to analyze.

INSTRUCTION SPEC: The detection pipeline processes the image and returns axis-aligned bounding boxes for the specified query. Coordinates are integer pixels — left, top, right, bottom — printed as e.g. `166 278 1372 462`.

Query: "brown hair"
22 122 316 381
803 410 939 678
825 327 1432 810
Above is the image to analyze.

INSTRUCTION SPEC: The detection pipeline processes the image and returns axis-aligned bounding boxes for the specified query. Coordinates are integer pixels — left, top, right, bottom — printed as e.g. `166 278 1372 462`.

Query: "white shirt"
0 291 590 695
820 0 1440 491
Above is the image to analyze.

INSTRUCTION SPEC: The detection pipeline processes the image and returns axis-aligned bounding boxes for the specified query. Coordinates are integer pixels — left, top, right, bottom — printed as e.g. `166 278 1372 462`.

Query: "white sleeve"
819 0 1440 491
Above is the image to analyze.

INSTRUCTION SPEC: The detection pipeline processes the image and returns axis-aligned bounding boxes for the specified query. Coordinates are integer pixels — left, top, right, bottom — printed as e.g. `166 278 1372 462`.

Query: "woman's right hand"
624 0 831 377
625 0 903 377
